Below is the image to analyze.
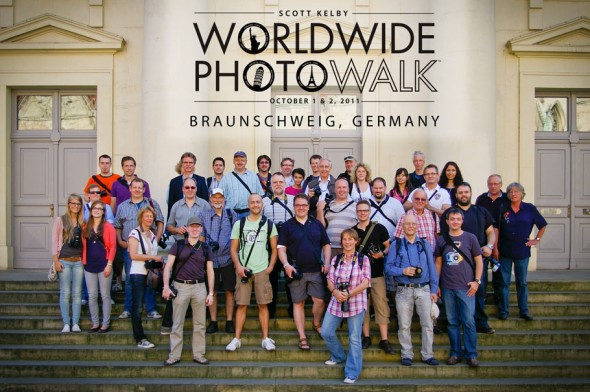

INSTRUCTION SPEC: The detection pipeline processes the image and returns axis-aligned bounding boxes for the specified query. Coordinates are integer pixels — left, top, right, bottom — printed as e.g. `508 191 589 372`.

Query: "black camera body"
337 282 350 312
312 185 322 198
209 241 220 252
324 193 335 204
286 263 303 283
158 233 170 249
144 259 162 270
241 268 253 283
275 221 284 232
100 190 108 197
170 287 178 298
69 227 82 249
414 266 423 279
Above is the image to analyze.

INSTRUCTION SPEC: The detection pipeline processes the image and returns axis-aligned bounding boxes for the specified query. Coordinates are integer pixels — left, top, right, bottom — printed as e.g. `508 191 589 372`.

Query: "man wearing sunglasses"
167 178 211 241
84 184 115 224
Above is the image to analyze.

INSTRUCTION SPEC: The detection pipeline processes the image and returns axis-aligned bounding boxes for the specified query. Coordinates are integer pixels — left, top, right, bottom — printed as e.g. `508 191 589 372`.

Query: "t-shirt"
324 200 357 249
278 217 330 272
128 228 158 275
494 202 548 259
353 222 390 278
440 205 494 246
84 173 121 205
434 231 481 290
168 239 210 282
231 217 278 274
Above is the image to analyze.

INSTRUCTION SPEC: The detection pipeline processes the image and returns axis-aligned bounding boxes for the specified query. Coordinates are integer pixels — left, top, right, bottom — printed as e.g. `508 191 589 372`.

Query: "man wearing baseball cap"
199 188 238 333
338 155 357 190
219 151 264 219
162 216 215 366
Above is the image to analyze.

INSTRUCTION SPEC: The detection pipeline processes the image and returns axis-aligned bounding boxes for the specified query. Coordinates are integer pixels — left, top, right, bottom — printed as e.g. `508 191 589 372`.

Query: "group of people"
52 149 547 384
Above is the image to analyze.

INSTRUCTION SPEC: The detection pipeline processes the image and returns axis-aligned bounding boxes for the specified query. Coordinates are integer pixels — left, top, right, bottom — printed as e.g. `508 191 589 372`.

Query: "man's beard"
457 198 471 207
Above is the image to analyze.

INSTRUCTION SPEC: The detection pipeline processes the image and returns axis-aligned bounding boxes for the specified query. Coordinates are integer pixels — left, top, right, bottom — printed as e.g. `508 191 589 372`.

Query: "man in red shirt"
84 154 120 205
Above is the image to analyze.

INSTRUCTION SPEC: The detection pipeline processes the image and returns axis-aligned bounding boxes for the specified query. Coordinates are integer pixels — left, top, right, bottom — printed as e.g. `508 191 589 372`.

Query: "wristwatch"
475 279 482 285
486 244 494 250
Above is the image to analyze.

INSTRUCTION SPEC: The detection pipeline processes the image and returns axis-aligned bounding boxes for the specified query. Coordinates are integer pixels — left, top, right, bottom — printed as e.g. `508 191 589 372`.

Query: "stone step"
3 329 588 347
1 301 586 318
2 315 589 332
1 344 589 363
1 360 589 379
1 377 589 392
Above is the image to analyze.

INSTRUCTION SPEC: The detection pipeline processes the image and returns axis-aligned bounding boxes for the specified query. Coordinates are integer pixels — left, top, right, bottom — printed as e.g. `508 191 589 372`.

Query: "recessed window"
17 95 53 130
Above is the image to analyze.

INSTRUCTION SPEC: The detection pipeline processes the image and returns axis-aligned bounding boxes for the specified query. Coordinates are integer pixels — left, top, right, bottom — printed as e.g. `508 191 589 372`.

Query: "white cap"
210 188 224 196
431 302 440 320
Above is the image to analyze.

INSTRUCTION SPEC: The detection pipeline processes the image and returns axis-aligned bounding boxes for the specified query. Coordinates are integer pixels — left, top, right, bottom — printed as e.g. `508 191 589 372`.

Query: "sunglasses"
184 186 197 190
88 191 102 195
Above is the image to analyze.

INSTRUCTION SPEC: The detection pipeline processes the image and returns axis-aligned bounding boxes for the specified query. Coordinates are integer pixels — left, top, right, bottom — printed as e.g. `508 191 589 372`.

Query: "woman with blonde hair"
52 194 85 333
82 200 116 333
350 163 373 201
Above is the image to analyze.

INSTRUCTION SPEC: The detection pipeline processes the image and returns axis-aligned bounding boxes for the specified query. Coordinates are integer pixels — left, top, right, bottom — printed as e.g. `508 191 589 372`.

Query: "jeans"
395 285 434 360
168 282 207 360
474 258 490 329
441 288 477 360
498 256 530 317
322 310 365 381
130 274 148 343
58 260 84 325
84 270 112 327
123 249 156 314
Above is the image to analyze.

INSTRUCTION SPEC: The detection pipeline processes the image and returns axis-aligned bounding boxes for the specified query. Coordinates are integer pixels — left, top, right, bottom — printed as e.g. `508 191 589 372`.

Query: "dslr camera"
144 259 162 270
337 282 350 312
69 227 82 249
158 233 170 249
286 263 303 283
312 185 322 198
413 266 423 279
368 243 381 258
241 268 253 284
209 241 220 252
486 256 500 273
100 190 108 197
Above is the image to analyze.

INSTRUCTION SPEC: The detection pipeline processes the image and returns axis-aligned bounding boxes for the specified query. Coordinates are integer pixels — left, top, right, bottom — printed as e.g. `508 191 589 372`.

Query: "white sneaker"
137 339 155 349
119 311 131 319
225 338 241 352
61 324 70 333
81 299 88 306
343 377 357 384
325 359 341 366
261 337 276 351
147 311 162 319
71 324 81 333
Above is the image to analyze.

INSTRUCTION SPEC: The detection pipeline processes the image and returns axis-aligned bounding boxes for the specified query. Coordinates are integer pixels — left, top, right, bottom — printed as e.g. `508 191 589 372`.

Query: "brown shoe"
193 356 210 365
466 358 480 368
446 356 461 365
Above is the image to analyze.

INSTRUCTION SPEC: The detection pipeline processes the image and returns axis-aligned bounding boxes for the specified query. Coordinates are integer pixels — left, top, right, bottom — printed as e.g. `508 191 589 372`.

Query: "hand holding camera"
337 282 350 312
241 267 253 283
285 263 303 283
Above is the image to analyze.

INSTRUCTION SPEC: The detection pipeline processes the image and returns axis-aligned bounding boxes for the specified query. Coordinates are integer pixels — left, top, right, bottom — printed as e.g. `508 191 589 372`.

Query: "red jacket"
82 222 117 264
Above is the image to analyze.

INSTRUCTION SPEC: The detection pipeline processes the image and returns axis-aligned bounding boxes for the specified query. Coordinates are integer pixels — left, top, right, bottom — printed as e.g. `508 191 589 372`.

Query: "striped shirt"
199 208 238 268
262 195 294 224
327 253 371 318
113 197 165 241
219 170 264 210
325 200 357 249
393 209 439 252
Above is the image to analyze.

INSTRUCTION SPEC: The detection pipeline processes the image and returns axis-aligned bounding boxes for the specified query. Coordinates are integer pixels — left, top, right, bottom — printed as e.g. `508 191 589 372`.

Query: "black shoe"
206 321 218 334
498 314 508 320
477 326 496 334
466 358 480 368
225 320 235 334
433 326 444 335
378 339 395 354
361 336 371 349
446 356 461 365
520 314 534 321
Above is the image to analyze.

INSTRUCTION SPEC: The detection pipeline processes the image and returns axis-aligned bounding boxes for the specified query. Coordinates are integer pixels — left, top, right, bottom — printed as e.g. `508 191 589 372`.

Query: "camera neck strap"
92 175 112 195
232 171 253 194
358 221 377 255
336 252 358 288
401 237 425 269
442 233 476 280
239 216 268 268
271 196 294 220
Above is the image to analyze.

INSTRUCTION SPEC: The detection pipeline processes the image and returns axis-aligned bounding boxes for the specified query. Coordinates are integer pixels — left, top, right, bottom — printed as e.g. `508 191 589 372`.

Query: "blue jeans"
441 288 477 360
474 258 490 329
322 310 365 381
130 274 148 343
498 256 529 317
58 260 84 325
123 249 156 314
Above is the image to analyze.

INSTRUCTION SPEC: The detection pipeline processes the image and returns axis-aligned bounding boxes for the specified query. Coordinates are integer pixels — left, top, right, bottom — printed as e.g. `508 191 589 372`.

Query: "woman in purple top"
493 182 547 321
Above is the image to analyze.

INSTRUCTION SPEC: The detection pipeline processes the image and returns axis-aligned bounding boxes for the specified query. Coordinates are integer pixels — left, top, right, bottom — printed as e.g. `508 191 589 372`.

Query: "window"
535 91 590 133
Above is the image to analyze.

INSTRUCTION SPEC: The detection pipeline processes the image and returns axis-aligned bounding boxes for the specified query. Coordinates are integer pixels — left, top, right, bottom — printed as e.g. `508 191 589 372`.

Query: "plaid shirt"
113 197 165 241
199 208 238 268
394 209 439 252
327 253 371 318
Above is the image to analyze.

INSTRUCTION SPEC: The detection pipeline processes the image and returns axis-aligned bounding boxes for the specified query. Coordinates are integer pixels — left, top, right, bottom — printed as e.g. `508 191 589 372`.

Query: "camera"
486 256 500 273
286 263 303 283
276 221 284 232
170 287 178 298
414 266 423 279
312 185 322 198
241 268 253 284
100 190 108 197
144 259 162 270
264 188 274 199
337 282 350 312
158 233 170 249
69 227 82 249
324 193 334 204
368 243 381 256
209 241 220 252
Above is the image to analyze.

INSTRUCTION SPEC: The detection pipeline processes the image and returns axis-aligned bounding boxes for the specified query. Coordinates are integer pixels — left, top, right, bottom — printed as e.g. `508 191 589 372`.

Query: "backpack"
238 216 274 267
332 252 367 270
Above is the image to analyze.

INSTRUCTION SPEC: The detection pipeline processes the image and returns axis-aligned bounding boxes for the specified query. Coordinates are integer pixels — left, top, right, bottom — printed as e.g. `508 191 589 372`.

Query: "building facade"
0 0 588 270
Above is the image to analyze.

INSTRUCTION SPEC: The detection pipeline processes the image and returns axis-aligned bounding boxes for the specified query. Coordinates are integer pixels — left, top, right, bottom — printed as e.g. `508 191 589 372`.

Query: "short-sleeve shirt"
409 184 451 211
434 231 481 290
168 239 210 282
278 217 330 273
111 176 152 214
128 228 158 275
168 197 211 240
494 202 548 259
369 196 405 239
324 200 357 249
262 195 294 224
326 253 371 318
394 209 439 252
440 205 494 246
231 217 278 274
84 173 121 205
353 222 390 278
475 192 509 223
114 197 165 241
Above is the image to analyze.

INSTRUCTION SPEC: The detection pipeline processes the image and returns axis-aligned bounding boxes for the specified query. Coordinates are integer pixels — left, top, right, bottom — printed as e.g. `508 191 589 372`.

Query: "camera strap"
369 197 397 228
271 196 294 219
232 171 253 194
442 233 476 280
92 175 112 195
239 216 269 268
358 221 377 255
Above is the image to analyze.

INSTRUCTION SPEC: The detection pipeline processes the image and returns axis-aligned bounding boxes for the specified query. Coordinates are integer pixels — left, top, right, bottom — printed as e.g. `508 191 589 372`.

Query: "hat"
210 188 224 196
186 216 202 226
344 155 356 162
234 151 247 158
431 302 440 320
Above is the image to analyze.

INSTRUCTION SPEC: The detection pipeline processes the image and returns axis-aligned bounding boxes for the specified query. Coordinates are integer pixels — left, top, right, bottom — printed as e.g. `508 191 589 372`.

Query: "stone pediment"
0 13 124 52
507 16 590 56
269 16 383 53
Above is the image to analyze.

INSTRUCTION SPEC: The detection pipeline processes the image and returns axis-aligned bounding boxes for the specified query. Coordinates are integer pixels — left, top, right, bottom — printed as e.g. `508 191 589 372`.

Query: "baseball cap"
210 188 224 196
344 155 356 162
187 216 202 226
234 151 247 158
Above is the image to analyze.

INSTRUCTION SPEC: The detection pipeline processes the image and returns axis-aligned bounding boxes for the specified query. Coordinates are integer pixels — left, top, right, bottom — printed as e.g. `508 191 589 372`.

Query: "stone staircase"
0 278 589 391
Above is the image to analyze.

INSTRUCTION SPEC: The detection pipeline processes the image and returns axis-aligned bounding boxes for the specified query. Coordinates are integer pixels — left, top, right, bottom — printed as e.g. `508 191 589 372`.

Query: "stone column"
429 0 495 193
142 0 209 207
